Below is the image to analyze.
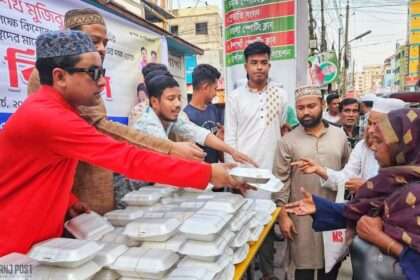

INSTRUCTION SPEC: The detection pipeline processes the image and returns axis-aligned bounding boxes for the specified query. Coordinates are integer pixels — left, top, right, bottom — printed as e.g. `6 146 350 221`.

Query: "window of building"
195 22 208 35
170 25 178 35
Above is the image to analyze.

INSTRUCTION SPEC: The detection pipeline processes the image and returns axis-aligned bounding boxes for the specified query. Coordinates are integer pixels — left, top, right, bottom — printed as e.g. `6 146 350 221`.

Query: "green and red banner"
225 0 295 66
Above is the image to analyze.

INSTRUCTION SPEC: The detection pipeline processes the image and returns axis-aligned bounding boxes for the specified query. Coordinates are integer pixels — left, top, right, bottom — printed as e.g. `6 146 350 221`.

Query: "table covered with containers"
0 167 283 280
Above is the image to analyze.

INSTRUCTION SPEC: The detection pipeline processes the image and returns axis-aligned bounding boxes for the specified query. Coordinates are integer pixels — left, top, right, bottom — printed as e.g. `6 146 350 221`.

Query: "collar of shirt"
299 120 330 138
145 106 174 137
246 82 268 94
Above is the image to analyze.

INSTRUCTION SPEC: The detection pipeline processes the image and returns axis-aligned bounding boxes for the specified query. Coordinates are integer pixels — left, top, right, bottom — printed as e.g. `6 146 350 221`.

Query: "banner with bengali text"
224 0 302 102
0 0 166 128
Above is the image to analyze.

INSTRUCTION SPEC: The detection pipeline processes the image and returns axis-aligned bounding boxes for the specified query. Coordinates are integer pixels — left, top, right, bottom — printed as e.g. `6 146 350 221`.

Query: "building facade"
407 0 420 90
353 65 384 95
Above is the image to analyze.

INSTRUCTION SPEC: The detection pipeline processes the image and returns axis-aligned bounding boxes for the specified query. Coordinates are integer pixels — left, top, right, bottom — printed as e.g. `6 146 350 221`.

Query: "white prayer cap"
372 97 408 114
360 94 378 103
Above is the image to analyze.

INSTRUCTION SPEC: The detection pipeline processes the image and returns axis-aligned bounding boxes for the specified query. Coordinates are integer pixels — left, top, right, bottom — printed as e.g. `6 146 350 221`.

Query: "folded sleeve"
37 110 212 190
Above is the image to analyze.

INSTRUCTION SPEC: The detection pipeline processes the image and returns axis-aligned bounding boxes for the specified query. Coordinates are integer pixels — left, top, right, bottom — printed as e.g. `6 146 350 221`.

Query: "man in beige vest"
27 8 205 215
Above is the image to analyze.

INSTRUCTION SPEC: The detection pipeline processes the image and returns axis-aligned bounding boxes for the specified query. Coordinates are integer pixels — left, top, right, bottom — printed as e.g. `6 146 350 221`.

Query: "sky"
172 0 409 72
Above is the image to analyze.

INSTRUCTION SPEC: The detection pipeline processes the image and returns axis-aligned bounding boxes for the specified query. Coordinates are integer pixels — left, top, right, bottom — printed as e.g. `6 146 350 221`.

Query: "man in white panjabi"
225 41 288 280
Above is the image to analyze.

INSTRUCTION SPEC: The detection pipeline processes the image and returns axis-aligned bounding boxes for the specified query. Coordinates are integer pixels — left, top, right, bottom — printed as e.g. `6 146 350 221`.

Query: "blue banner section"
107 116 129 125
184 55 197 84
0 112 11 129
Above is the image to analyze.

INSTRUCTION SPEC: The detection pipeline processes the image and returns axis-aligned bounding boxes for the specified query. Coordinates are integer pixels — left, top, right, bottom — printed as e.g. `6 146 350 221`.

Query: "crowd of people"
0 7 419 280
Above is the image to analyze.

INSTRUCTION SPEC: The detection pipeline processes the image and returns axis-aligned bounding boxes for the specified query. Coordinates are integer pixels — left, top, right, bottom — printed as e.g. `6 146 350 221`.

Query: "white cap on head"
372 97 408 114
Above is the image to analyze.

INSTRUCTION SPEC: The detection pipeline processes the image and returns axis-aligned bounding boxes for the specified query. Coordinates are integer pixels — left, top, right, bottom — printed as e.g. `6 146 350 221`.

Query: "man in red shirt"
0 30 246 256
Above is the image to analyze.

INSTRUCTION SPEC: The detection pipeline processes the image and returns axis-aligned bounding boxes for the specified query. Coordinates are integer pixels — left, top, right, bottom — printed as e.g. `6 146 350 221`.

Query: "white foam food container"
179 210 233 241
250 212 272 228
0 252 38 265
28 238 104 268
231 223 251 248
141 185 178 197
233 243 249 264
64 212 114 241
104 208 144 226
253 199 277 215
111 247 179 279
100 227 141 247
214 263 235 280
141 234 187 252
122 189 162 206
31 260 102 280
177 249 232 274
249 225 264 242
92 268 120 280
143 210 195 223
249 175 284 192
124 217 180 241
229 167 272 184
229 207 256 232
93 242 128 267
179 200 206 209
179 228 235 262
202 193 245 213
165 267 216 280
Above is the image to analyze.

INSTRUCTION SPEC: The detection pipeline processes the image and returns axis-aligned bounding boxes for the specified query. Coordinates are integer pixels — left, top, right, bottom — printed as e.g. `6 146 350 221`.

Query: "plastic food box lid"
178 200 206 209
104 208 144 227
214 263 235 280
177 248 232 274
179 228 235 261
100 228 141 247
165 267 216 280
249 175 284 193
179 210 233 241
31 260 102 280
229 167 272 184
64 212 114 241
141 234 187 252
202 193 245 214
122 189 162 206
93 242 128 267
252 199 277 214
233 243 249 264
142 210 195 223
28 238 104 268
249 224 264 242
0 252 39 265
229 206 256 232
92 268 120 280
124 217 180 241
110 247 179 278
231 223 251 248
141 185 178 197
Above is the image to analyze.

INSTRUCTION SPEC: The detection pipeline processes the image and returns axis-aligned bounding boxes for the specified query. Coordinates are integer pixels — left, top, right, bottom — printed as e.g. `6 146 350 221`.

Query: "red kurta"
0 86 212 256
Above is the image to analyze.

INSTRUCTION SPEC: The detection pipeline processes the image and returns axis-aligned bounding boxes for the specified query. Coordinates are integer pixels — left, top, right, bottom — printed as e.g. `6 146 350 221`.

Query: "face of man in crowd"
328 98 340 115
296 96 323 128
340 103 360 127
57 52 106 106
80 24 108 62
244 53 270 85
137 89 148 104
151 86 182 122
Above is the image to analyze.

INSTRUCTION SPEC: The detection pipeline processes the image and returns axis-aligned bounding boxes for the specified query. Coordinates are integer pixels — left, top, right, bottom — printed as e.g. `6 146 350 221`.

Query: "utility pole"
341 0 350 96
320 0 327 52
338 27 342 71
308 0 318 55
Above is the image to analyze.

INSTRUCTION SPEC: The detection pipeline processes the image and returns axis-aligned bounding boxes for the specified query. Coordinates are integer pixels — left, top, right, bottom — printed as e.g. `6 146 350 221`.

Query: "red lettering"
4 47 35 91
332 231 343 242
104 76 112 100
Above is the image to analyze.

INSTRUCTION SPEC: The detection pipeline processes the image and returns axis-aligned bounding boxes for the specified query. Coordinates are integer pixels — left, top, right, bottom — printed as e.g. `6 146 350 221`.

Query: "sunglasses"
64 66 106 82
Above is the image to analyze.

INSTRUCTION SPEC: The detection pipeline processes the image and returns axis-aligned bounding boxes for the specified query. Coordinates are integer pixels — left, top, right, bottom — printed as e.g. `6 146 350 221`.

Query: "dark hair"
192 64 221 90
151 50 157 56
147 74 179 100
244 41 271 61
141 47 146 52
339 98 360 112
326 93 339 105
142 63 168 78
36 55 81 85
362 100 374 108
144 69 172 87
137 83 147 93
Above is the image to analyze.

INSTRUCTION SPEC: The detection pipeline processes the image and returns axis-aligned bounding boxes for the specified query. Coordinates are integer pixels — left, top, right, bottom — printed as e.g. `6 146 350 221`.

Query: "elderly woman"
285 108 420 280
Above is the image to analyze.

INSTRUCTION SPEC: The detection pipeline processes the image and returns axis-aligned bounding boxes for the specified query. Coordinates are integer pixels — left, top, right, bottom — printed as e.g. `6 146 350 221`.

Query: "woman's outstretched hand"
284 187 316 216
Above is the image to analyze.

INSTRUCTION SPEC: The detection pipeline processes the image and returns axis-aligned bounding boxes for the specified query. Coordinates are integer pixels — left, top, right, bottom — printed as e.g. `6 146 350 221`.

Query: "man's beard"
298 112 323 128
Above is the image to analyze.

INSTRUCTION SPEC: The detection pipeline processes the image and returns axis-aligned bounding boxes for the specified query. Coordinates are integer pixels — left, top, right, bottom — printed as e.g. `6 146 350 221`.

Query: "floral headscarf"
344 108 420 252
